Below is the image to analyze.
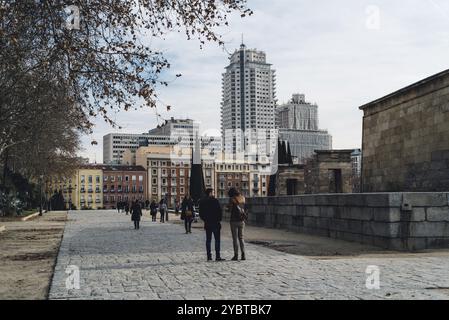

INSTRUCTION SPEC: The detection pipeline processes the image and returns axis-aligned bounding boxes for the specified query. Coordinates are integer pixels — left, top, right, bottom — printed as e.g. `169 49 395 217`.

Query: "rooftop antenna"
240 33 246 49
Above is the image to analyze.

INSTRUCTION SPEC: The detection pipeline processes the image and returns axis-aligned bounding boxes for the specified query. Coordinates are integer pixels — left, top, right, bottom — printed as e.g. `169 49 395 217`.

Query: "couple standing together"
199 188 247 262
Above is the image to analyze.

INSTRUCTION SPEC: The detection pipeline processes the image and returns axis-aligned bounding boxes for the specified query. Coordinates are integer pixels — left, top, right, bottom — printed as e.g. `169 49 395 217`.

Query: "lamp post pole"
39 175 44 216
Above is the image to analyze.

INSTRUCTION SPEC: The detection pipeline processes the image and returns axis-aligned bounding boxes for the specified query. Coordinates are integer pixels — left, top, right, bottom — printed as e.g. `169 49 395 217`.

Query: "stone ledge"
21 211 41 221
0 225 5 233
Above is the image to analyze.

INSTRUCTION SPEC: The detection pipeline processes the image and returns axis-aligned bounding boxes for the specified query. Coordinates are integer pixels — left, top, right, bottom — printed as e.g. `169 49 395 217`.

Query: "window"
132 185 136 193
180 178 184 185
152 178 157 184
139 175 143 182
152 169 157 175
110 185 115 192
96 175 100 183
111 175 115 182
180 169 185 176
125 176 129 182
81 175 85 183
132 175 136 181
152 187 157 194
88 175 93 183
180 187 184 194
103 176 108 182
117 176 122 182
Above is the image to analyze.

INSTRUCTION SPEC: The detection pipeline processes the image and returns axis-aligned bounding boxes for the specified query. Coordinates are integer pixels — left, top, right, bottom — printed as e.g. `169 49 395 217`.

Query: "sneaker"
241 255 246 261
231 256 238 261
216 257 226 262
207 256 212 261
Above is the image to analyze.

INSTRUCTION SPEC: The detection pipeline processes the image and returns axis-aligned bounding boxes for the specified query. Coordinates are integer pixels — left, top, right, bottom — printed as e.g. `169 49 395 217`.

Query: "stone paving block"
49 210 449 300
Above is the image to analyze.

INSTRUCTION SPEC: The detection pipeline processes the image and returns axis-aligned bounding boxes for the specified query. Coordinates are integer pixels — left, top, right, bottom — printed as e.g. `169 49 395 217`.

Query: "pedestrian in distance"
145 199 150 211
181 195 194 234
125 202 130 215
117 201 121 213
227 188 247 261
199 188 225 261
159 198 167 223
150 200 158 222
131 200 142 230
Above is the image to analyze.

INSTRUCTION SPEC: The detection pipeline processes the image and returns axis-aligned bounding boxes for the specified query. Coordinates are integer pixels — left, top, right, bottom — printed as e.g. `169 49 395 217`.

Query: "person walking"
181 195 194 234
150 200 158 222
199 188 225 261
131 200 142 230
117 201 121 213
228 188 247 261
145 199 150 210
124 202 130 215
159 198 167 223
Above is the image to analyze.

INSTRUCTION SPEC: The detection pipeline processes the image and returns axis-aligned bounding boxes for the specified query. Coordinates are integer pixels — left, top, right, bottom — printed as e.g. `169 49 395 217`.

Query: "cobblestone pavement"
49 210 449 300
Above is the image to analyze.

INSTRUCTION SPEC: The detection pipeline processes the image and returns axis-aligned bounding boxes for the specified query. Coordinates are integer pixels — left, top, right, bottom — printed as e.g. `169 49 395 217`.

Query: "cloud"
79 0 449 162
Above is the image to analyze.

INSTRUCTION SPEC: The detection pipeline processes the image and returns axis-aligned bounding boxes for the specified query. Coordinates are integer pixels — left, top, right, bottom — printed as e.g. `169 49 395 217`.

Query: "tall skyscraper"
221 44 277 155
277 94 332 164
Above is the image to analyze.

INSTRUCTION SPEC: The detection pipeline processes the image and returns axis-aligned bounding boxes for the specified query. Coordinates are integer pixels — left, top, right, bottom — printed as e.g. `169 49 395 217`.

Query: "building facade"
103 118 221 164
277 94 332 164
360 69 449 192
221 44 277 154
135 146 215 207
102 165 147 209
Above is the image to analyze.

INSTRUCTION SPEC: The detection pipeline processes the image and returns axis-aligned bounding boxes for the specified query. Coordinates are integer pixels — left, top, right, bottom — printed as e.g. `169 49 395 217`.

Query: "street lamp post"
39 175 44 216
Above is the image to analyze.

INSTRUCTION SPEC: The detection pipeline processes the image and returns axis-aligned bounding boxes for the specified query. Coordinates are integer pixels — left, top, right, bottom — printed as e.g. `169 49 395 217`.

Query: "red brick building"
102 165 147 209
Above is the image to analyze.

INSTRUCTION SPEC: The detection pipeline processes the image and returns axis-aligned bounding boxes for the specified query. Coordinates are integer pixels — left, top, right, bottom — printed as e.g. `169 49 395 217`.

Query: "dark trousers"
165 210 169 221
184 218 192 233
160 211 165 223
151 214 156 221
133 220 140 229
205 226 221 258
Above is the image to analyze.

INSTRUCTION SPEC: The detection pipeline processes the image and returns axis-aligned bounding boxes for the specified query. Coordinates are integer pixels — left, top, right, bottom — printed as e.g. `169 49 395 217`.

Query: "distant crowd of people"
117 187 248 261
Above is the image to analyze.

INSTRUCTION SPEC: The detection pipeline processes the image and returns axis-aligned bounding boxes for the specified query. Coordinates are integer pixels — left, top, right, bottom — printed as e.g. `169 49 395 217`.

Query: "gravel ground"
0 211 67 300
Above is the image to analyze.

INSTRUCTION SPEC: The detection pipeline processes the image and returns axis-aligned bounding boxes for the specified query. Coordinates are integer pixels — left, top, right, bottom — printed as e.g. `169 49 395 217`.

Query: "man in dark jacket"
131 200 142 230
199 188 225 261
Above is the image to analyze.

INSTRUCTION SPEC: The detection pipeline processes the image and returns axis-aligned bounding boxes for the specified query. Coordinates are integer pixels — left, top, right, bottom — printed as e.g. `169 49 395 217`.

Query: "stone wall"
360 69 449 192
219 193 449 251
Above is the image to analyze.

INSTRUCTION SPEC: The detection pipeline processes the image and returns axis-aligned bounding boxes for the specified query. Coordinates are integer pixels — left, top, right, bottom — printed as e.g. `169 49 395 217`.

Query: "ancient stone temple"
360 69 449 192
304 150 353 194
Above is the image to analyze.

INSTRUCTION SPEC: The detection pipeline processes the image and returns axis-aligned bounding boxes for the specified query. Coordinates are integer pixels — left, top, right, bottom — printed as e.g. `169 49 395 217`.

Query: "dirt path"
0 211 67 300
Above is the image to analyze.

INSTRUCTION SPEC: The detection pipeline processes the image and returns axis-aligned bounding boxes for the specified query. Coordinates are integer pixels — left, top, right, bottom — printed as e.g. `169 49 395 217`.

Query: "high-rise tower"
221 44 277 154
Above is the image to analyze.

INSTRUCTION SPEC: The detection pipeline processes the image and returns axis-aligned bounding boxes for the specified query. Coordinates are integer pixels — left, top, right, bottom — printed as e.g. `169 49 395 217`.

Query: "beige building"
45 165 104 210
135 146 215 207
360 69 449 192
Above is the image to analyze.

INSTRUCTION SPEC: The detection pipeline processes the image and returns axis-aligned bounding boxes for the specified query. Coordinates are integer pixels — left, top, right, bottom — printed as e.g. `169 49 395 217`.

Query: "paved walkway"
49 210 449 300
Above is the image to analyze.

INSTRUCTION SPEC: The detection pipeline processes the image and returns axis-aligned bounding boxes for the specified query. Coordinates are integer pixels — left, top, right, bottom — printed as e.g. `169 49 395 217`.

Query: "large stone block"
339 207 373 221
409 221 449 237
362 221 400 237
426 237 449 248
372 207 401 222
403 193 448 207
427 207 449 222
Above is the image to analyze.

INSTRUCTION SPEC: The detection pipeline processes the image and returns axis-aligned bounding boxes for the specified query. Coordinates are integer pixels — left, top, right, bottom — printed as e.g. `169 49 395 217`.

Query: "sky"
79 0 449 163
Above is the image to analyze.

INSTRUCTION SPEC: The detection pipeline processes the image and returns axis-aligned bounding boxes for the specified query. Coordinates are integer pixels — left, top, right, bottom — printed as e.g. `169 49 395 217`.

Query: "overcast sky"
79 0 449 163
